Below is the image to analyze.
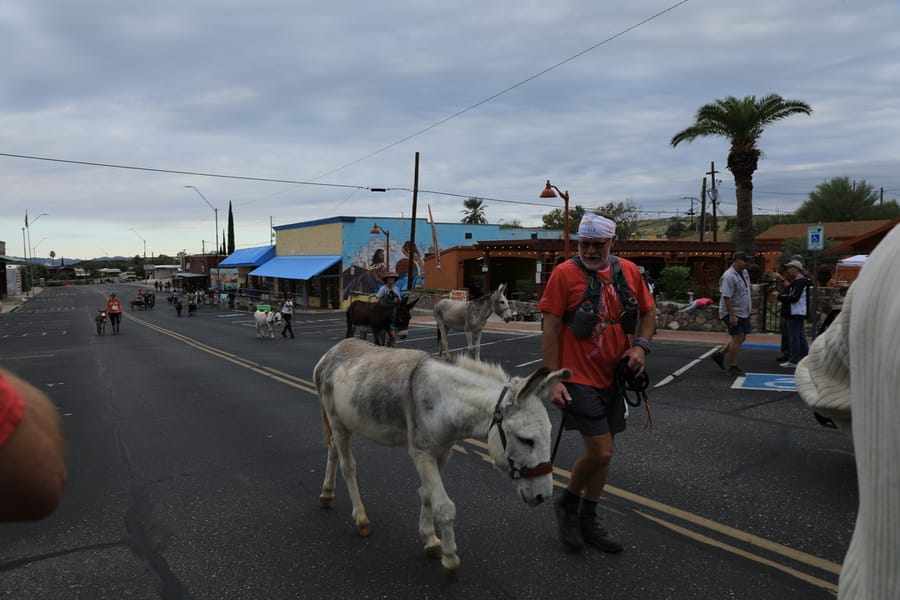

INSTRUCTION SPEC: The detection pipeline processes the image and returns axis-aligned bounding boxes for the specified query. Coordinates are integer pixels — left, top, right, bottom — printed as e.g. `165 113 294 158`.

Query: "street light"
539 181 571 257
370 223 390 269
32 237 48 257
184 185 219 291
129 228 147 280
25 213 49 296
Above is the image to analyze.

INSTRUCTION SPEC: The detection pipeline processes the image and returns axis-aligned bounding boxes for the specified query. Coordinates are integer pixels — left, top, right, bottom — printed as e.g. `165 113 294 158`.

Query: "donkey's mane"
450 354 508 382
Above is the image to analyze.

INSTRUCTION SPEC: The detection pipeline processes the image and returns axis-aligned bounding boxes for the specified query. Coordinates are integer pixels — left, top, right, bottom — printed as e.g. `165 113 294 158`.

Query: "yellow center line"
126 313 841 590
460 438 840 581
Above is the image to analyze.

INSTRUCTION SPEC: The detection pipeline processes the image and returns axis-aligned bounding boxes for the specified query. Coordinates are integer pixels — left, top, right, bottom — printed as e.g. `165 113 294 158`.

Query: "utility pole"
699 178 707 242
681 197 697 231
707 161 720 242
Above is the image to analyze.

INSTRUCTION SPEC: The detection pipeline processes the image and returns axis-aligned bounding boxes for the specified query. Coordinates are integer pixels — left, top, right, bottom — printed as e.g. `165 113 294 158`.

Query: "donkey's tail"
320 406 334 446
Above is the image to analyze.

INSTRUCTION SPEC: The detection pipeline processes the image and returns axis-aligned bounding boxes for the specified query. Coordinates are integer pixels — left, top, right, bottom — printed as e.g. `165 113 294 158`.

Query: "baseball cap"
732 251 752 262
785 260 804 269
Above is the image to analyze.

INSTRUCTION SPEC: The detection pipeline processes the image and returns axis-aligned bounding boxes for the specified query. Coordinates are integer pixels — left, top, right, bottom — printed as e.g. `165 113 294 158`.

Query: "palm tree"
671 94 812 253
460 197 487 224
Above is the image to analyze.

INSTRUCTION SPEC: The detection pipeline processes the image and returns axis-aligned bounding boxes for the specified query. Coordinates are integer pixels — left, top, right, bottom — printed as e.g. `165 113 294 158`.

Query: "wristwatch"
632 337 652 355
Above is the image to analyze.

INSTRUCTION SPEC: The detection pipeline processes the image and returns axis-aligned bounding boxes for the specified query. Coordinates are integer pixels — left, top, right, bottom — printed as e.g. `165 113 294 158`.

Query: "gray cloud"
3 0 899 259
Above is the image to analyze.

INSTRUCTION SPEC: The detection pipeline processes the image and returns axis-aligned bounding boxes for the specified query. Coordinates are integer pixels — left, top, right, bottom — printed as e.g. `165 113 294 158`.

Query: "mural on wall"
341 223 428 298
211 267 239 290
338 217 556 298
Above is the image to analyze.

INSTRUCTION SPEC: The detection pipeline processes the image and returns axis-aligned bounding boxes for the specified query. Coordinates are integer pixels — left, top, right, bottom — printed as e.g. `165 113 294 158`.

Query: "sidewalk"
1 287 43 314
411 313 780 348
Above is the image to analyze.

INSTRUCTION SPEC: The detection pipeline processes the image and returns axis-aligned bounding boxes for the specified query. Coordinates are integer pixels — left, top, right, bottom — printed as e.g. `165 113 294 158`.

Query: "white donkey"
254 309 282 338
433 283 513 360
314 337 569 572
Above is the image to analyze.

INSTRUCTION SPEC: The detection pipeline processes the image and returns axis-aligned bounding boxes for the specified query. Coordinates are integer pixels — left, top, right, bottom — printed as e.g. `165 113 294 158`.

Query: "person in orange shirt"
539 212 656 554
105 292 123 334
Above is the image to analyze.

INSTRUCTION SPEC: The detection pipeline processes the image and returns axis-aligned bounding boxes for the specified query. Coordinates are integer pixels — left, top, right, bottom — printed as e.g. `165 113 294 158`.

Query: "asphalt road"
0 285 856 599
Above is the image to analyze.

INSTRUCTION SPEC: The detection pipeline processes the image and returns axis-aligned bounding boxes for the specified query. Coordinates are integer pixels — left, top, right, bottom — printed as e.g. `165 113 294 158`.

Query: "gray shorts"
562 382 626 437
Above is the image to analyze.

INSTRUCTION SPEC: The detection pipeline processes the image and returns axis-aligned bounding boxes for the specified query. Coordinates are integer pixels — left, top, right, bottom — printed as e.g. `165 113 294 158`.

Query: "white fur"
434 282 512 360
254 310 282 338
314 337 569 572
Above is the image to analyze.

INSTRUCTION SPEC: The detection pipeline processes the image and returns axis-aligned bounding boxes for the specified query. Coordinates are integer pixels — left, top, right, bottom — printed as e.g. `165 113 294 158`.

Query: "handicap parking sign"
807 226 824 251
731 373 797 392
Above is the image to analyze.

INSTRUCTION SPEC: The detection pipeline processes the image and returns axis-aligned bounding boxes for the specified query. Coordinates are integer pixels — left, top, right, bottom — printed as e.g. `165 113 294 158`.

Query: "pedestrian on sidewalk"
538 212 656 555
711 251 752 377
772 259 809 368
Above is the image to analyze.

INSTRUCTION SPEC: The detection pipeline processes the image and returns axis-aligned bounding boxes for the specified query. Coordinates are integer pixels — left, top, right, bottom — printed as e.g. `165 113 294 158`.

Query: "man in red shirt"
539 212 655 553
0 368 67 521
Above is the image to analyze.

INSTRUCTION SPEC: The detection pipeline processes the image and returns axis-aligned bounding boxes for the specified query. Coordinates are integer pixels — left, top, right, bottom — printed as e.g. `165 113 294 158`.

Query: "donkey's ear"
405 297 419 309
496 283 507 295
517 366 571 402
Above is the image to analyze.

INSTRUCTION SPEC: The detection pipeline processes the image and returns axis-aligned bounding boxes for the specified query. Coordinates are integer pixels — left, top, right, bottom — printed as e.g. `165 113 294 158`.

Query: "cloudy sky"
2 0 899 260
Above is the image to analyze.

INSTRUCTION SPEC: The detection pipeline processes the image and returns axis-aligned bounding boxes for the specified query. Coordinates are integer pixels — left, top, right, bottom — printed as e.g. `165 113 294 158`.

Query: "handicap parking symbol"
732 373 798 392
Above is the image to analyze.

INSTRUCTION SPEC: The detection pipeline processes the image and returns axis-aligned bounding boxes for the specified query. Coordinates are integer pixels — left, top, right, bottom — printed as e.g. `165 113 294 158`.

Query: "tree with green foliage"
794 177 900 222
227 202 235 254
665 217 688 239
460 197 487 224
542 205 586 233
671 94 812 254
596 199 642 240
499 219 523 229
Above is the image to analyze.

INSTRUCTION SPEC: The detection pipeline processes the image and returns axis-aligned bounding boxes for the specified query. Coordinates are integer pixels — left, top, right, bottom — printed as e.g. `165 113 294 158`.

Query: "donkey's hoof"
424 543 443 559
319 495 334 509
357 520 372 537
441 554 460 572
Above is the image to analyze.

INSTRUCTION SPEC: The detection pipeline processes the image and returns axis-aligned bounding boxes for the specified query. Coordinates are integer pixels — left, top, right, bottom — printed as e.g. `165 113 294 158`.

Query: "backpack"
563 256 639 338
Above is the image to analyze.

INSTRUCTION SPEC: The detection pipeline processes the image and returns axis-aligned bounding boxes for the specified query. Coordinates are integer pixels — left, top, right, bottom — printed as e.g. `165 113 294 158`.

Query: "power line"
313 0 691 180
0 152 372 191
0 151 564 210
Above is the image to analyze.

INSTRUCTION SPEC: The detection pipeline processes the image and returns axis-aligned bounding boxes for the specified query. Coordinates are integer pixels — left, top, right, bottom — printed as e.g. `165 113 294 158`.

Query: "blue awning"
249 255 341 280
219 245 276 267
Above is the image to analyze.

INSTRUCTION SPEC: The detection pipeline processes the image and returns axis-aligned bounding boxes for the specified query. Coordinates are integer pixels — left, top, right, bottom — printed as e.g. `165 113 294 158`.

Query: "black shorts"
562 382 626 437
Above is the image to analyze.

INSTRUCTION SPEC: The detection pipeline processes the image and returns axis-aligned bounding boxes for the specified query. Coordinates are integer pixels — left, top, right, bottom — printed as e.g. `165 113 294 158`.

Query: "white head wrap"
578 213 616 239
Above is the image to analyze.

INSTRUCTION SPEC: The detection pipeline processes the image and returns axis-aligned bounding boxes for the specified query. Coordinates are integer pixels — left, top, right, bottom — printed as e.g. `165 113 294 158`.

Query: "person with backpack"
773 259 809 368
538 212 656 555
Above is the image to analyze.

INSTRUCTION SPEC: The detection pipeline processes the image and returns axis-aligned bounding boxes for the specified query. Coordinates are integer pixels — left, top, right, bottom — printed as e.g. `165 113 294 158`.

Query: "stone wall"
411 285 848 333
656 284 847 333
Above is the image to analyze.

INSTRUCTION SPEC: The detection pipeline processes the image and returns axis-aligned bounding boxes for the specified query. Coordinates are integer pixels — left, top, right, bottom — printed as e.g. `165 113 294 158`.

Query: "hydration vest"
562 256 639 337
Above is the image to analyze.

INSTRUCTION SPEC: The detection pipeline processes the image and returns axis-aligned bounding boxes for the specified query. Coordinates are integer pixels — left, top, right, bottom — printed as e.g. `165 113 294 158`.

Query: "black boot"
553 491 584 551
579 500 623 553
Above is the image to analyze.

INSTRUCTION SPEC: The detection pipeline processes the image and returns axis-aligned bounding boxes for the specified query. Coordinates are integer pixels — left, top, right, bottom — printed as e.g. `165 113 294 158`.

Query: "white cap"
578 213 616 239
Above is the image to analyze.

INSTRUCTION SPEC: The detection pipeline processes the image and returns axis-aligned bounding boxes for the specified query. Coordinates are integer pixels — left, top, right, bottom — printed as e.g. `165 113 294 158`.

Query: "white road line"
655 346 720 388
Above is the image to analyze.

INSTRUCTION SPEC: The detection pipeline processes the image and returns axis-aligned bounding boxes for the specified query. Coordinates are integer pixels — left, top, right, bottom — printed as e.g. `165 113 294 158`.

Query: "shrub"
657 266 693 302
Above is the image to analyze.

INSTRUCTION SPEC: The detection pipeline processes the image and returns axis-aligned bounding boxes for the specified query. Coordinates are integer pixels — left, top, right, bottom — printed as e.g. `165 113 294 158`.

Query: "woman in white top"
279 292 295 339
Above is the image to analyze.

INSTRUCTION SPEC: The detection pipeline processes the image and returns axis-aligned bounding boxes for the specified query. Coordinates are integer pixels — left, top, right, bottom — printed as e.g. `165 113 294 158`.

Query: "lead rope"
616 357 652 432
550 359 652 464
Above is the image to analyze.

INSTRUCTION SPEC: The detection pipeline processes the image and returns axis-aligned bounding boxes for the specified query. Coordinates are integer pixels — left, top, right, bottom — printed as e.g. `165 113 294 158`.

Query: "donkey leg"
411 448 459 571
333 429 371 536
436 324 448 357
417 484 441 559
471 329 483 361
319 442 339 509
